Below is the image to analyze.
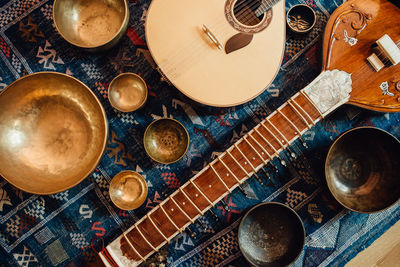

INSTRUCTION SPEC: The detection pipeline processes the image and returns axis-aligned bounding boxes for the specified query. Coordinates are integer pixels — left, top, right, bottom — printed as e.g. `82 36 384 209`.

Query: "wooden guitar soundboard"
100 0 400 265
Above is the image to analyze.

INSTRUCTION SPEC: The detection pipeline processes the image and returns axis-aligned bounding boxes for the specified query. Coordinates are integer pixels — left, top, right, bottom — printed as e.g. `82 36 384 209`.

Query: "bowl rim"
286 3 316 33
143 118 190 164
238 201 306 267
52 0 129 49
109 170 148 210
0 71 108 195
108 72 148 112
325 126 400 213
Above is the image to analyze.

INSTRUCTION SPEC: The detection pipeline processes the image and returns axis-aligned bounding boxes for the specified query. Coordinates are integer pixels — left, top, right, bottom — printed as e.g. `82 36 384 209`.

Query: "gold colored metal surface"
108 73 148 112
287 4 316 34
53 0 129 50
109 171 148 210
325 127 400 213
0 72 108 194
144 118 189 164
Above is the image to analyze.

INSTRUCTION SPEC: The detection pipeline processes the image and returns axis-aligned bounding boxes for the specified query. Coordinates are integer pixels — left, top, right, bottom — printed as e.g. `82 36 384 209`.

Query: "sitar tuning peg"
209 209 219 221
220 199 230 211
238 185 249 198
185 227 196 239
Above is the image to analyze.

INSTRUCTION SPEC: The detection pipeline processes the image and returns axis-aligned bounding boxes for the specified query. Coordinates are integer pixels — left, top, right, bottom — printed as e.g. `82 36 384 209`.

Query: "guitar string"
154 1 279 75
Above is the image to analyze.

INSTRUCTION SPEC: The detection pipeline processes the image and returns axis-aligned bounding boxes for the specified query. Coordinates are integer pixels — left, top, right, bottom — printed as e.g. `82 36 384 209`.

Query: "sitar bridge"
367 34 400 72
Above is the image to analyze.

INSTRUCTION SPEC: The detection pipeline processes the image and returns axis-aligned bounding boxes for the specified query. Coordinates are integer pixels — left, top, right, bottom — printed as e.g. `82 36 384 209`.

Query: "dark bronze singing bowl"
144 118 189 164
0 72 108 194
53 0 129 50
326 127 400 213
238 202 305 267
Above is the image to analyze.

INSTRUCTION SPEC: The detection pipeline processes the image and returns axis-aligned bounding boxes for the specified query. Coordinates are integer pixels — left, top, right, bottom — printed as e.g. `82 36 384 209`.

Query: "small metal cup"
109 171 148 210
108 73 148 112
53 0 129 51
144 118 189 164
287 4 316 34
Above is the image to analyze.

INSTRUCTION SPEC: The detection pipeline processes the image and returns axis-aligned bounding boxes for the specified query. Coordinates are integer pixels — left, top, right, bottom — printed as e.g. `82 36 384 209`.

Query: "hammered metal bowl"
238 202 305 267
143 118 189 164
326 127 400 213
0 72 108 194
109 170 148 210
53 0 129 50
108 73 148 112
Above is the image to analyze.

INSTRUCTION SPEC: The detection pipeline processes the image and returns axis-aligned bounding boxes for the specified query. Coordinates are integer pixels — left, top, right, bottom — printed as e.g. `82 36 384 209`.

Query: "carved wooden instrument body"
145 0 286 107
101 0 400 265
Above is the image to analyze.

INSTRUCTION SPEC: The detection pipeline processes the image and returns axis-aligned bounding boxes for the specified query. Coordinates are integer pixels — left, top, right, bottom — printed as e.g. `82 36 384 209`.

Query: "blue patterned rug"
0 0 399 266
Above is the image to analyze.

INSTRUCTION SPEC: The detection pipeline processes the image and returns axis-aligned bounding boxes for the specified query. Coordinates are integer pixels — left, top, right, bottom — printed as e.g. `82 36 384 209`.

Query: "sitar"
101 0 400 265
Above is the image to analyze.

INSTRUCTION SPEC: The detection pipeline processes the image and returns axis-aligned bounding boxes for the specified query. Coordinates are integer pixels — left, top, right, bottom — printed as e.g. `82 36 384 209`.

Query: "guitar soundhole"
225 0 273 34
233 0 265 26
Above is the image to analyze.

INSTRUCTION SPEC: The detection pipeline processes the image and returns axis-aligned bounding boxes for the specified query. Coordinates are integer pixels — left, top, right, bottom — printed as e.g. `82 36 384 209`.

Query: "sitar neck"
101 70 352 267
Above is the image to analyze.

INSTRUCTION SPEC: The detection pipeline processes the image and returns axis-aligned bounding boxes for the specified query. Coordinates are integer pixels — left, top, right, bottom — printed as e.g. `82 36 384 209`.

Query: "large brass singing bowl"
0 72 108 194
326 127 400 213
53 0 129 50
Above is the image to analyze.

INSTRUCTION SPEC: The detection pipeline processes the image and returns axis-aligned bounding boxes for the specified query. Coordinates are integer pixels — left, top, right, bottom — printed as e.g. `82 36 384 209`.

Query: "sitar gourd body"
100 0 400 266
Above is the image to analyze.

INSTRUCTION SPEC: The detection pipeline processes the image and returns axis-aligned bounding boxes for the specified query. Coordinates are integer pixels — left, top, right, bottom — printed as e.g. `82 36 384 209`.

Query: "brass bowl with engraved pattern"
325 127 400 213
0 72 108 194
53 0 129 50
143 118 189 164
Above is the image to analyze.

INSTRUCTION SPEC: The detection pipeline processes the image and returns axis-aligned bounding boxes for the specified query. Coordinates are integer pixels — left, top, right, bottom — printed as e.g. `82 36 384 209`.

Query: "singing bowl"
325 127 400 213
238 202 305 267
143 118 189 164
53 0 129 50
108 73 148 112
0 72 108 194
109 171 148 210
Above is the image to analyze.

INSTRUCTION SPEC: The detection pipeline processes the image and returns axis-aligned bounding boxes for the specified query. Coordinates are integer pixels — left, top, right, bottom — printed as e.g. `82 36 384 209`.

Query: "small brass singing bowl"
287 4 316 34
144 118 189 164
326 127 400 213
238 202 305 267
0 72 107 194
53 0 129 50
108 73 148 112
109 171 148 210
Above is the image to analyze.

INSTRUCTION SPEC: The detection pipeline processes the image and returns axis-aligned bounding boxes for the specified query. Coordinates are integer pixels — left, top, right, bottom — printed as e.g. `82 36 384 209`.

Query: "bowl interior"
109 171 148 210
109 73 148 112
287 4 316 33
144 119 189 164
0 73 107 194
326 127 400 213
54 0 127 48
238 203 305 267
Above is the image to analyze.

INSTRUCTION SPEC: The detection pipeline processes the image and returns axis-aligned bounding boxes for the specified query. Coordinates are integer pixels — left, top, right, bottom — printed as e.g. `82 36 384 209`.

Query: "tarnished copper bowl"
53 0 129 50
325 127 400 213
144 118 189 164
0 72 108 194
238 202 305 267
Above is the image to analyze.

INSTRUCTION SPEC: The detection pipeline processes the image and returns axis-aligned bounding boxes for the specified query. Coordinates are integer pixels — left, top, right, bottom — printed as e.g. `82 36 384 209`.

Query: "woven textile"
0 0 399 266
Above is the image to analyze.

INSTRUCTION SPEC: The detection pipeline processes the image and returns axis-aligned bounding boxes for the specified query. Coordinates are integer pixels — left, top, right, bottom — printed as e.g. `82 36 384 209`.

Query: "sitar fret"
265 117 290 144
210 164 232 192
288 100 312 129
169 196 194 223
277 108 301 136
159 204 182 233
260 121 285 148
147 214 169 242
218 156 243 184
254 127 280 154
233 143 259 172
123 232 144 261
291 96 315 125
190 180 214 205
248 131 273 160
136 225 157 251
178 187 204 215
227 149 250 176
299 90 324 117
243 136 267 164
